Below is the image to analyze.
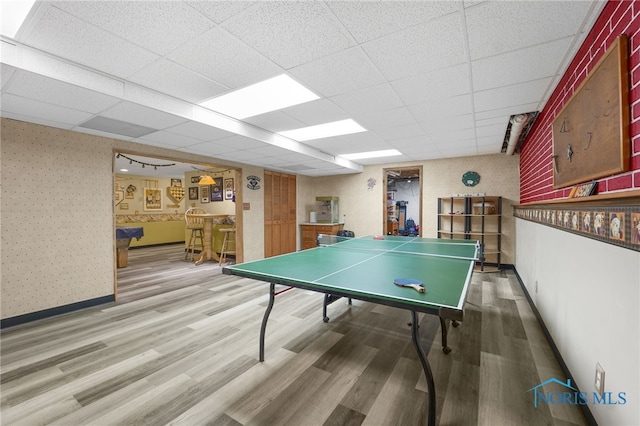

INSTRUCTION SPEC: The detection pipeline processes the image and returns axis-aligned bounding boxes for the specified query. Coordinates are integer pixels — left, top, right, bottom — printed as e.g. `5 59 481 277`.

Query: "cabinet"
300 223 344 250
264 171 297 257
437 196 502 272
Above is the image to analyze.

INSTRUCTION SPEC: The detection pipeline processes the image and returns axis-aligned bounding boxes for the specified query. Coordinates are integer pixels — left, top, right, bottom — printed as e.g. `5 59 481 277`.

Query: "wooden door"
264 171 296 257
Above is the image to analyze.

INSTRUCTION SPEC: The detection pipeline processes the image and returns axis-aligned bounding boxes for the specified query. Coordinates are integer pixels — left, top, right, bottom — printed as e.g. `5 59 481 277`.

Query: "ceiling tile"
330 83 403 117
186 1 258 24
136 130 203 149
362 12 466 81
473 78 553 112
1 93 93 126
391 63 470 106
472 38 573 91
355 107 416 131
280 99 349 127
129 59 229 104
51 1 216 55
220 2 355 69
409 94 473 122
21 5 159 78
288 47 386 97
163 121 235 142
242 111 306 133
167 27 282 88
419 113 474 134
474 102 540 122
465 1 595 60
375 123 426 141
5 70 121 114
328 1 458 43
1 64 16 89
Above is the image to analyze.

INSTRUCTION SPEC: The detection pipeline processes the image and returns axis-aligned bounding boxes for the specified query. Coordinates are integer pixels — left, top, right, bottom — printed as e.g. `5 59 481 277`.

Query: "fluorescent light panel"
342 149 402 160
279 119 366 141
0 0 36 38
200 74 319 119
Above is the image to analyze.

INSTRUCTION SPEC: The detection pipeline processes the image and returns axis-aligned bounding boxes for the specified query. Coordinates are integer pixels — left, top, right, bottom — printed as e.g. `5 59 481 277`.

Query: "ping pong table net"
317 233 353 246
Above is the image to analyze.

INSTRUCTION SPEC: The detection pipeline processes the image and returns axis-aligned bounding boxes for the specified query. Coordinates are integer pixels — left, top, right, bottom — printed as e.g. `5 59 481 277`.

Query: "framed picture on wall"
188 187 199 200
144 188 162 211
201 185 210 203
171 178 182 187
191 176 200 183
224 178 234 200
211 182 223 202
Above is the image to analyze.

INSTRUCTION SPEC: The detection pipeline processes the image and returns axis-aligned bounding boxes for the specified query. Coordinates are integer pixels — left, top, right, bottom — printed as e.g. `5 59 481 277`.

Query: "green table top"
223 235 479 315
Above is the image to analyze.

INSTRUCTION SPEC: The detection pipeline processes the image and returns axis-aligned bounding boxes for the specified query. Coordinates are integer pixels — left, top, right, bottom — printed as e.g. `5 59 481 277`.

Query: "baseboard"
511 267 597 426
0 295 115 329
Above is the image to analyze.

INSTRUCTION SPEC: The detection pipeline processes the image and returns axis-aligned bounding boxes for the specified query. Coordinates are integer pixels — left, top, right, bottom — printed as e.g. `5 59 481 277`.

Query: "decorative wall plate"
167 186 185 203
462 171 480 187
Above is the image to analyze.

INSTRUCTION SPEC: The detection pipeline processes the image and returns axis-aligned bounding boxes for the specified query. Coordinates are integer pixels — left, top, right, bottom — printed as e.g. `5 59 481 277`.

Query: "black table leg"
259 282 276 362
411 311 436 426
439 317 451 354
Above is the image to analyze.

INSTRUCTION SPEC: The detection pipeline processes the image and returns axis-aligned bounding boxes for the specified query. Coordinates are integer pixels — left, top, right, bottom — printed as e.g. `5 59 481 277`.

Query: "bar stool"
184 207 205 261
219 227 236 265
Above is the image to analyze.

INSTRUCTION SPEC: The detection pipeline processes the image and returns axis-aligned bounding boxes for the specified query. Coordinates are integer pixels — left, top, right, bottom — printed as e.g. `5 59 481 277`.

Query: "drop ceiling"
1 1 606 177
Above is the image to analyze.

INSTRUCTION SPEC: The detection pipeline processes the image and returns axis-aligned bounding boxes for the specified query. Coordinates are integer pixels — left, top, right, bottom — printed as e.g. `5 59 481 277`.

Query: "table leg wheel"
452 320 460 328
323 316 330 323
442 346 451 354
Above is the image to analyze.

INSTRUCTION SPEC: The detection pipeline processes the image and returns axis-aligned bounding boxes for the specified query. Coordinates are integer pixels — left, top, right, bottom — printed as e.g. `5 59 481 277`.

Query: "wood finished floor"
1 244 587 426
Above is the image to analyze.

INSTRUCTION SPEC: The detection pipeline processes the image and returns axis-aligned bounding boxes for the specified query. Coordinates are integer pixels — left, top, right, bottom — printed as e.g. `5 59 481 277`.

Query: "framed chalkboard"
552 35 630 189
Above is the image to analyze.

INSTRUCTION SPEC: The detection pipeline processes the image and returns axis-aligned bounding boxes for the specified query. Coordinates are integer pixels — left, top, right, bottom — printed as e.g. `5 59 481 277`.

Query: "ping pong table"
222 235 479 426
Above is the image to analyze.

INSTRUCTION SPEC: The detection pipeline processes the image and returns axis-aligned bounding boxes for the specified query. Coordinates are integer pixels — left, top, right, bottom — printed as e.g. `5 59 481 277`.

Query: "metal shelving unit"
437 196 502 272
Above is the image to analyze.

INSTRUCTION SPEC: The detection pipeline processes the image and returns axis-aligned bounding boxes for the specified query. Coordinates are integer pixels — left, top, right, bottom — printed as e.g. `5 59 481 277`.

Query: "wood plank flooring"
1 244 587 425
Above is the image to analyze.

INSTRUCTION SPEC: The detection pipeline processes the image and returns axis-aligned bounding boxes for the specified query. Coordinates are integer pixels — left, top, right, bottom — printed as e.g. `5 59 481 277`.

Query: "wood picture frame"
144 188 162 211
211 182 223 202
224 178 234 200
201 185 210 203
552 35 630 188
188 187 199 200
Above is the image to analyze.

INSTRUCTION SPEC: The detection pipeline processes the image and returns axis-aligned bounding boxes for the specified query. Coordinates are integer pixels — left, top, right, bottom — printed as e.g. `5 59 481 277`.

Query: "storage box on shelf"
437 196 502 272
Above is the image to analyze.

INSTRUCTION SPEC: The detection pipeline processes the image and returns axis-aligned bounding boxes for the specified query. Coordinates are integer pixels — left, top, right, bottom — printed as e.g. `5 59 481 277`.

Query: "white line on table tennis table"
324 238 480 262
316 238 478 282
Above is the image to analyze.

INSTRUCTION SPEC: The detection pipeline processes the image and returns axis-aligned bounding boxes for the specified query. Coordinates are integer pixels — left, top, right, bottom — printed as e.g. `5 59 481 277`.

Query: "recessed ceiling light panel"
200 74 319 119
341 149 402 160
279 119 366 141
0 0 36 38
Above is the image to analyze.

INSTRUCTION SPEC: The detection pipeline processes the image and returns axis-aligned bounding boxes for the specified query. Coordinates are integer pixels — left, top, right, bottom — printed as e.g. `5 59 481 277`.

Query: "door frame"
382 166 423 236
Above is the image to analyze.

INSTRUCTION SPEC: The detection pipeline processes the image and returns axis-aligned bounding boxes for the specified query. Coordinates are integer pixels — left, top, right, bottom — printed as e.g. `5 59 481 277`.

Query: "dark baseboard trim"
511 267 598 426
1 295 115 329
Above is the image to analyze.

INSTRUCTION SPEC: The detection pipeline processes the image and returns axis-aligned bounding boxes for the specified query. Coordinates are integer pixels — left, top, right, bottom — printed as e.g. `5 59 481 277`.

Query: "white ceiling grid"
0 0 606 177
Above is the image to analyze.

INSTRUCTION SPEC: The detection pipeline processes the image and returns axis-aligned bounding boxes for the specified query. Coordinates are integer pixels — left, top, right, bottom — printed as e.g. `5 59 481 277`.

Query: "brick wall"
520 0 640 203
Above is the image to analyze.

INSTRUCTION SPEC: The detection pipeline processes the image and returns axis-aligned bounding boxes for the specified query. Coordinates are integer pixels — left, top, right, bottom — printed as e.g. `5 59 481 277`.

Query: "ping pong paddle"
394 278 425 293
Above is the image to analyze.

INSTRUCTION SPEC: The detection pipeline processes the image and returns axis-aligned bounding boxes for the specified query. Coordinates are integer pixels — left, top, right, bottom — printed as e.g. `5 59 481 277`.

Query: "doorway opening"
113 151 243 301
383 166 423 236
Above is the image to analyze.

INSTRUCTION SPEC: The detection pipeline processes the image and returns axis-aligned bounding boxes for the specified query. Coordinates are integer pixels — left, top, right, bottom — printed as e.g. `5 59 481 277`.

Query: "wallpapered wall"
1 117 257 320
520 0 640 203
115 174 186 215
1 119 114 318
300 153 520 265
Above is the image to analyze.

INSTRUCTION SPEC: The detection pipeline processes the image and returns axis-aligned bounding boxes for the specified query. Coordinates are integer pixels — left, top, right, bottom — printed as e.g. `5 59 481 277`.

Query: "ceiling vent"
502 112 539 155
79 116 158 138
